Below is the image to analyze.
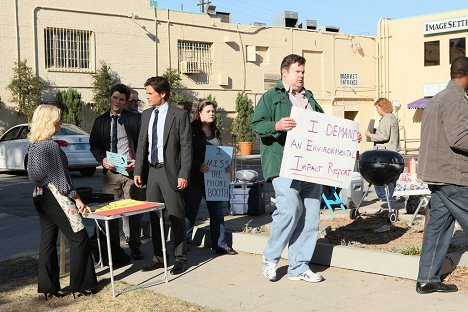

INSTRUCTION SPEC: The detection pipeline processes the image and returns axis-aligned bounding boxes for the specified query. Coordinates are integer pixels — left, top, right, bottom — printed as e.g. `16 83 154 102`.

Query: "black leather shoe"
170 261 187 275
215 246 238 255
416 282 458 294
131 248 144 260
44 291 67 300
141 261 164 272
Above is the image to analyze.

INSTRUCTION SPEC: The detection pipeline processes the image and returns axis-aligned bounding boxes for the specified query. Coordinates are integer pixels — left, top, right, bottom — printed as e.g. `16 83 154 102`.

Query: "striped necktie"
151 109 159 164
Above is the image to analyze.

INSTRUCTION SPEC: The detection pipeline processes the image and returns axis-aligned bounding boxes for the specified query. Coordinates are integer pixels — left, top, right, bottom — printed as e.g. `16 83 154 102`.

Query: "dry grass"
444 266 468 293
0 257 223 312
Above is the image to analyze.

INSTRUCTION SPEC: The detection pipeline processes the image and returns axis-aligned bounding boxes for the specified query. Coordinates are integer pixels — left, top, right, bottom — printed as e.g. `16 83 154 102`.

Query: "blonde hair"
374 98 393 114
29 105 61 143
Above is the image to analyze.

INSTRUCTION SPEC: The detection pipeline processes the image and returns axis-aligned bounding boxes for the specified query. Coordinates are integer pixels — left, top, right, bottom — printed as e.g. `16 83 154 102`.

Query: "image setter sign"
423 16 468 35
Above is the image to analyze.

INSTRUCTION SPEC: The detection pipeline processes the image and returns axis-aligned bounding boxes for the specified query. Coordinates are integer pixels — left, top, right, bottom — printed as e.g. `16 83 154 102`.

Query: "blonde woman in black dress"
28 105 97 299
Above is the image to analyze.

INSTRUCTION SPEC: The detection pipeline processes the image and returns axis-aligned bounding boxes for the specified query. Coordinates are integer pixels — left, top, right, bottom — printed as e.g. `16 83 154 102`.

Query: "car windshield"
57 124 88 135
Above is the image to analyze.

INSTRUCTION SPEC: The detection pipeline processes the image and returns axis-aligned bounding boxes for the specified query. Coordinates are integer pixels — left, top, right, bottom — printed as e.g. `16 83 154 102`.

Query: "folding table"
84 199 167 298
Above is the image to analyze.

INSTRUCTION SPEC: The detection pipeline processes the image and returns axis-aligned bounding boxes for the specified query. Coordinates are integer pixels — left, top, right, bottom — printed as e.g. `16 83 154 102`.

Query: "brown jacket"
417 80 468 186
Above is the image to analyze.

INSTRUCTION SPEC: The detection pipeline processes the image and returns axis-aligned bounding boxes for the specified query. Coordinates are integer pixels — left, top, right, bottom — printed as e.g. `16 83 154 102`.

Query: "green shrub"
7 60 45 121
56 88 83 126
231 92 255 142
162 68 187 105
400 245 422 256
91 61 120 114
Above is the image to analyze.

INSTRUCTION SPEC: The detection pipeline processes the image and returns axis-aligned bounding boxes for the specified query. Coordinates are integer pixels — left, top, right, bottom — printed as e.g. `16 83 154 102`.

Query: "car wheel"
79 167 96 176
24 155 28 173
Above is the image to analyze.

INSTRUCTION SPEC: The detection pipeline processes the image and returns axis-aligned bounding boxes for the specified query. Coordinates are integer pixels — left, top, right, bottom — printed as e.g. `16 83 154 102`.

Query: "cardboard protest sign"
279 107 359 188
393 173 431 196
204 145 233 201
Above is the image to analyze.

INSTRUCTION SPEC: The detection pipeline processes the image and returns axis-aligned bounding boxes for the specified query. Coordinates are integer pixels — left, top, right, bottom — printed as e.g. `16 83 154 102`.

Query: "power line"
196 0 211 13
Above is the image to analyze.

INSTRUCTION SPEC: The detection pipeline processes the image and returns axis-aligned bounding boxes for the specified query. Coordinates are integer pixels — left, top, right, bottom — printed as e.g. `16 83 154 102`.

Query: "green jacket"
251 80 324 181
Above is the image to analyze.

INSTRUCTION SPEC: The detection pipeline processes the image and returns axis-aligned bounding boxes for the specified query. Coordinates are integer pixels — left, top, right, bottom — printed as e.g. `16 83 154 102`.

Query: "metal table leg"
94 219 103 268
407 195 430 227
159 209 168 283
104 220 116 298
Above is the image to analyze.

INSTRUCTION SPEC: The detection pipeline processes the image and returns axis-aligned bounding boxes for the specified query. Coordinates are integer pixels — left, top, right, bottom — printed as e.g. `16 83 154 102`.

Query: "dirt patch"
0 257 222 312
321 211 424 253
319 212 468 293
443 266 468 293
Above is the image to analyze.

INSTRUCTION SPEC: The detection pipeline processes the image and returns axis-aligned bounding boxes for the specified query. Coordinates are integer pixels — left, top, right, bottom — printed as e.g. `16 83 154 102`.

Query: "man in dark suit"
134 76 192 275
90 83 143 261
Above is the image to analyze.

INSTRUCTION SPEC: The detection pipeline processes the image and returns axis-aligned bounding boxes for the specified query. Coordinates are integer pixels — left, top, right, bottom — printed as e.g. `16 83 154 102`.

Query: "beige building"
0 0 375 151
378 9 468 154
1 1 466 153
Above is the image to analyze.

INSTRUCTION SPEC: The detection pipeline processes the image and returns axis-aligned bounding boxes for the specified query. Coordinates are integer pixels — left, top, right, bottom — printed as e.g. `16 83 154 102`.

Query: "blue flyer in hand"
106 151 128 176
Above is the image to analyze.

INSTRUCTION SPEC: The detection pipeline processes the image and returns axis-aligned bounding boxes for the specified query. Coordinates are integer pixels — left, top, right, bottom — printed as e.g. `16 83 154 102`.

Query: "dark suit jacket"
134 104 192 190
89 109 141 177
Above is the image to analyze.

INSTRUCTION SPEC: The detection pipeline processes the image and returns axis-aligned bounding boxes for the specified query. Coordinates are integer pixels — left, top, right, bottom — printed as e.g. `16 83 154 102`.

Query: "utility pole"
197 0 211 13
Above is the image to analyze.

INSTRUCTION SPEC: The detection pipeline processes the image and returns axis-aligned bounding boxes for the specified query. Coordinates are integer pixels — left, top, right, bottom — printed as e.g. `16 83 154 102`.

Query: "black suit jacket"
89 109 141 176
134 104 192 190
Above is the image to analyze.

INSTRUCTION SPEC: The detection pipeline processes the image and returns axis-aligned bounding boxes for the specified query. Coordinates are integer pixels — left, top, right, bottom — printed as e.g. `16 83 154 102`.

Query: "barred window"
177 41 213 74
44 27 94 72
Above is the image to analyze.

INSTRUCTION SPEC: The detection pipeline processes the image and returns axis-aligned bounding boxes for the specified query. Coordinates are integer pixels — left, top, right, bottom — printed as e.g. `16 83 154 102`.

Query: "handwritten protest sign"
204 145 233 201
393 173 431 196
279 107 359 188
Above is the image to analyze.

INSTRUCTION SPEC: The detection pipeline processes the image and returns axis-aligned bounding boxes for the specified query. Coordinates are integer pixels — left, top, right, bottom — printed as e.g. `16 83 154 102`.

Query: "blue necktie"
151 109 159 164
111 115 118 153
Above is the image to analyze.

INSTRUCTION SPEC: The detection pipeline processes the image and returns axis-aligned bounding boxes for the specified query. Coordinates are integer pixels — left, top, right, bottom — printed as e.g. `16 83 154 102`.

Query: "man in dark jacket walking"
90 83 143 261
416 56 468 294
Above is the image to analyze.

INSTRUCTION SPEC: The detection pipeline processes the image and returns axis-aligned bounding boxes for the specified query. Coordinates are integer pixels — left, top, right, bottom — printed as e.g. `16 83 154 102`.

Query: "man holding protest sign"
252 54 361 283
252 54 326 282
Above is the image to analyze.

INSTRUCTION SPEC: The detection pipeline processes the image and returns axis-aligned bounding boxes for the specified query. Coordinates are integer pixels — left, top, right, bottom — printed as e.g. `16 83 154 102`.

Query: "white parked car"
0 123 99 176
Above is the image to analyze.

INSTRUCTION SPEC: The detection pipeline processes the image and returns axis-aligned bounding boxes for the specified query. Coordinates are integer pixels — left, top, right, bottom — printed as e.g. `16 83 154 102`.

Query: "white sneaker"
288 270 323 283
262 256 277 281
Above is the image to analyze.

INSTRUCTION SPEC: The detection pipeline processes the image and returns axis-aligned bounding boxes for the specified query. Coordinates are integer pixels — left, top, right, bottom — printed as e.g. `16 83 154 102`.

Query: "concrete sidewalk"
105 243 468 312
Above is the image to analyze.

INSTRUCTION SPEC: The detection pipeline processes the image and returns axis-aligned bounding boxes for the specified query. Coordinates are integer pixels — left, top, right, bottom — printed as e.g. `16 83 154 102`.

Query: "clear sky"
152 0 467 35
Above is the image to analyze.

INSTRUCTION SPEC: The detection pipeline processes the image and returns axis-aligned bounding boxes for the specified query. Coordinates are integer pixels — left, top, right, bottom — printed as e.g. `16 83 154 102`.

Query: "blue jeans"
264 177 322 277
417 184 468 283
184 184 228 248
375 183 395 200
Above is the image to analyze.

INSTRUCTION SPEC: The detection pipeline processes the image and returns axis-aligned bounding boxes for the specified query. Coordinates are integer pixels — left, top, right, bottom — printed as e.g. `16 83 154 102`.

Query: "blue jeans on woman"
375 183 395 200
184 184 228 249
417 184 468 283
264 177 322 277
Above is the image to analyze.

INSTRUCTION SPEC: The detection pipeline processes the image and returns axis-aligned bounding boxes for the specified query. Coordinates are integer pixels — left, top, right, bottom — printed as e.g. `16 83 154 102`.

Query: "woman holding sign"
28 105 97 299
365 98 400 201
184 100 237 255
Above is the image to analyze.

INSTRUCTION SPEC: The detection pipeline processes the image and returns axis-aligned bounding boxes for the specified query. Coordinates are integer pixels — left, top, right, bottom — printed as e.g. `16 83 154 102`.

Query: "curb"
192 226 468 280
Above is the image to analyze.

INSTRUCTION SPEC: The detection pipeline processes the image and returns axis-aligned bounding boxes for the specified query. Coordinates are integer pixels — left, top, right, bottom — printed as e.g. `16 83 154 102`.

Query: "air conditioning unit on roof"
180 60 200 74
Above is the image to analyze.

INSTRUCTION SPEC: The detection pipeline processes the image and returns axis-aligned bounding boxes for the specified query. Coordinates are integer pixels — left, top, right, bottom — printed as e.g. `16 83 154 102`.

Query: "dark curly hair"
192 100 220 139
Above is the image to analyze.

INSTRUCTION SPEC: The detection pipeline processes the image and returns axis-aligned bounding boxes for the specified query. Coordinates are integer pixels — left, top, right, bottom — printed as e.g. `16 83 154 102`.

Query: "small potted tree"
232 92 255 155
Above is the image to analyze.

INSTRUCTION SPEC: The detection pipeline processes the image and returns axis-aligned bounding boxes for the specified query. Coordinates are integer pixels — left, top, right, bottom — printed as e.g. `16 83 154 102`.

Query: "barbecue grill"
350 149 405 222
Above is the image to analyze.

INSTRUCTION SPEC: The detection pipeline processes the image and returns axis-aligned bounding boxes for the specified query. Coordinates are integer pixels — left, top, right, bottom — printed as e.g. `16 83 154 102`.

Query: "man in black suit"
90 83 143 261
134 76 192 275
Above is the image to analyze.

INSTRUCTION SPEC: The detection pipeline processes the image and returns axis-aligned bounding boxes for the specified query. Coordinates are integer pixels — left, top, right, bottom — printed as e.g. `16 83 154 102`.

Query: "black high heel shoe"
72 289 96 299
43 291 67 301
